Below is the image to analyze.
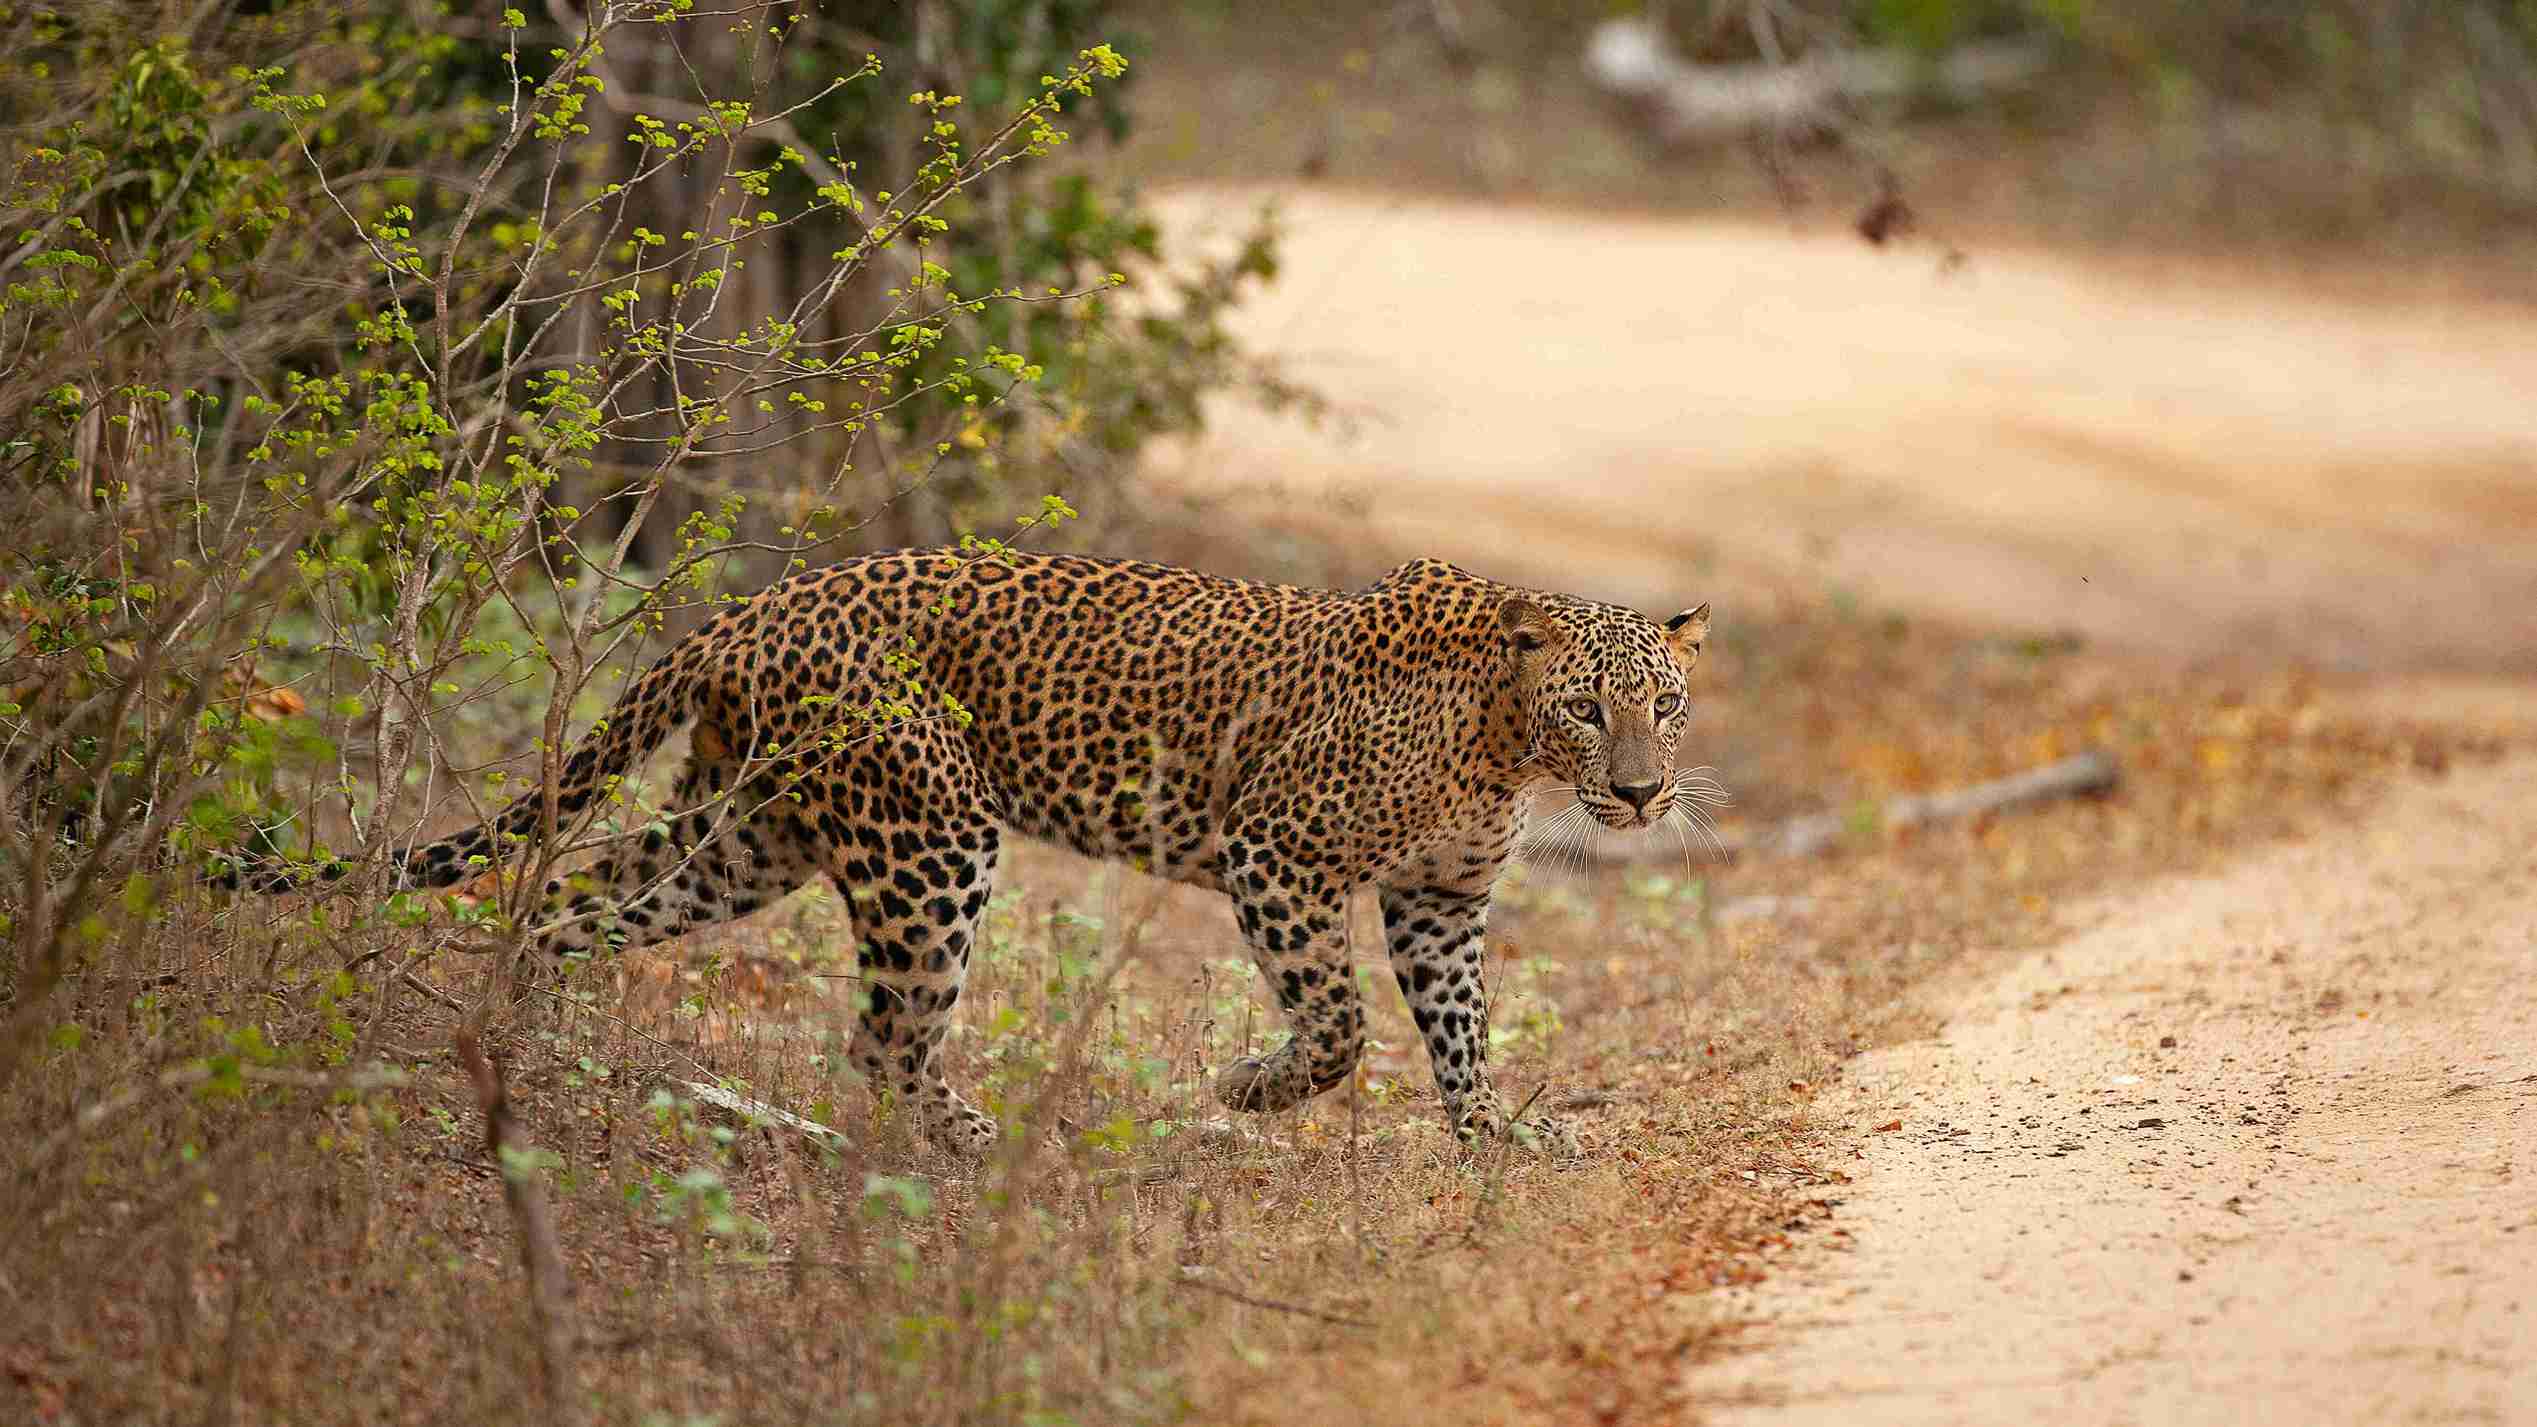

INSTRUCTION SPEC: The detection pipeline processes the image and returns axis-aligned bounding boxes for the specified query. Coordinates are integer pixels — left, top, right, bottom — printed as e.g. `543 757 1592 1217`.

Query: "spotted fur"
264 550 1710 1154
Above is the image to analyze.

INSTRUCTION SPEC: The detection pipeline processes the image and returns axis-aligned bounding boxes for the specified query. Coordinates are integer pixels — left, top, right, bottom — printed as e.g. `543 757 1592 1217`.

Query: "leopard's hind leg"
824 728 1005 1154
530 731 821 964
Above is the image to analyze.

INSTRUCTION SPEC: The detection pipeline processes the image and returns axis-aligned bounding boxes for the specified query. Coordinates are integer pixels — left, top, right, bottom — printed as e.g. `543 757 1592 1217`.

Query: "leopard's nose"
1613 779 1661 813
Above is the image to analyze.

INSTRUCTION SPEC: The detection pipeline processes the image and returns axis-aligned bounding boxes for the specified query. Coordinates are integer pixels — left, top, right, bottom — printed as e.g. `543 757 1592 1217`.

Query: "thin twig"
400 969 467 1013
24 1062 409 1182
1504 1082 1549 1148
545 0 863 203
1347 1050 1365 1255
1174 1268 1374 1329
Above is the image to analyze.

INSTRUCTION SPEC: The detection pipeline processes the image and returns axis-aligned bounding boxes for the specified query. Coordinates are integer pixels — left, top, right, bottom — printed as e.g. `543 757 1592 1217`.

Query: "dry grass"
1 577 2507 1426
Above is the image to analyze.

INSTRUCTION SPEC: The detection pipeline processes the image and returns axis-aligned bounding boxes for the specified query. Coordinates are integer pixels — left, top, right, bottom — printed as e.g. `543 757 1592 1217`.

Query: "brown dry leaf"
1873 1119 1904 1133
220 662 308 721
247 683 308 721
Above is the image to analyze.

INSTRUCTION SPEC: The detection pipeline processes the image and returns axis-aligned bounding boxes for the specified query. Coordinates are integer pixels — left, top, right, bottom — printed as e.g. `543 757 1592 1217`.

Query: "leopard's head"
1501 595 1713 831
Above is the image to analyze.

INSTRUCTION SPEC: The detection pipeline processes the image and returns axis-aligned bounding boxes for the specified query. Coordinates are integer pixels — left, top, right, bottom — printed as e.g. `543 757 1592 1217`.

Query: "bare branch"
1173 1267 1374 1329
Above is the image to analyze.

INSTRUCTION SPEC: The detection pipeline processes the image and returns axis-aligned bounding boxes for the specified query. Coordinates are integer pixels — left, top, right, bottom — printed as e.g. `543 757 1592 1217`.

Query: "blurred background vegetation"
1119 0 2537 259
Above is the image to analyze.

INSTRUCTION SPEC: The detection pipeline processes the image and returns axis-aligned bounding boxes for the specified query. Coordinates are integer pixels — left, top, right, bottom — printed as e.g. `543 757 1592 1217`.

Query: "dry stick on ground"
1583 750 2121 865
1174 1266 1375 1329
24 1062 410 1186
664 1075 848 1156
455 1023 579 1424
1757 749 2120 859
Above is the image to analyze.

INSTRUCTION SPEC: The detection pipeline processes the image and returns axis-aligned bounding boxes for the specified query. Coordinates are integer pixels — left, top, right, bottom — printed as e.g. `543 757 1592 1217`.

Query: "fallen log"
1563 749 2120 866
1757 748 2119 858
1584 18 2050 145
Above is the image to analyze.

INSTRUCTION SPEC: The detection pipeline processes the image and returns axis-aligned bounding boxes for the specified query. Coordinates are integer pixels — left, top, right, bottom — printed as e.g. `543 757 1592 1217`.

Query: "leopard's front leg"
1213 836 1363 1115
1379 884 1579 1156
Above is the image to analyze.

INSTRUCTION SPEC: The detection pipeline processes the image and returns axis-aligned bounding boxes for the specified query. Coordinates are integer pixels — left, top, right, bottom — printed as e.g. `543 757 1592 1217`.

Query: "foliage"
1711 1 2537 190
1121 0 2537 242
0 0 1281 1013
0 3 1294 1422
1865 0 2537 145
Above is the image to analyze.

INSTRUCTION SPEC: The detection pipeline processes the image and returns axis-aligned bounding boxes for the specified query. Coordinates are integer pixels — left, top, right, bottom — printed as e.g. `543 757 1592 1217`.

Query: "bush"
0 7 1283 1420
0 0 1279 991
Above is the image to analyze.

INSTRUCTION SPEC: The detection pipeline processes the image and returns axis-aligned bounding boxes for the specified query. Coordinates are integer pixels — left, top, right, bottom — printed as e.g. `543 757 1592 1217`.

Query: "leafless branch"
1174 1267 1374 1329
1573 749 2121 865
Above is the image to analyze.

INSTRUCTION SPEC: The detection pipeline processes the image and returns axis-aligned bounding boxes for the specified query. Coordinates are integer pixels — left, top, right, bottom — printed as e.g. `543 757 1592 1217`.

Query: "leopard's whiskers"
1521 798 1595 880
1668 799 1729 859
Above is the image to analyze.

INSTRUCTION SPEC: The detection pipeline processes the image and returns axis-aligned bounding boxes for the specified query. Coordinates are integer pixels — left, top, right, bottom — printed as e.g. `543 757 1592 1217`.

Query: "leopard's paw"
1214 1055 1312 1114
1452 1101 1583 1158
924 1096 1002 1157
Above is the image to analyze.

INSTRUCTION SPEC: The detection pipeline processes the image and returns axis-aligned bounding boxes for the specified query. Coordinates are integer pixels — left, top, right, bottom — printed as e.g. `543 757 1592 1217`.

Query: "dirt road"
1150 187 2537 1422
1151 186 2537 672
1689 751 2537 1426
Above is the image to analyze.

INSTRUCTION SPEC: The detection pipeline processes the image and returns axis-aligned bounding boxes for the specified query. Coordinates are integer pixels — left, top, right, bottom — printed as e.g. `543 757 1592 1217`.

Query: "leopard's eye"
1654 692 1682 718
1566 697 1602 726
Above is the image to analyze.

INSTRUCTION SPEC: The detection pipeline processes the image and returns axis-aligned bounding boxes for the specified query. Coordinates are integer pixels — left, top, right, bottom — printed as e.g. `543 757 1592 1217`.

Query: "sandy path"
1146 186 2537 1419
1688 752 2537 1425
1151 186 2537 671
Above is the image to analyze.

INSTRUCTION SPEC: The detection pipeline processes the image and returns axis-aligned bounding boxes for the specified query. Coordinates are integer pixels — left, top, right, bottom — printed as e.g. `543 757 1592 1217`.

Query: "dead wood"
1574 750 2121 866
1758 749 2119 858
664 1076 850 1155
1584 18 2049 145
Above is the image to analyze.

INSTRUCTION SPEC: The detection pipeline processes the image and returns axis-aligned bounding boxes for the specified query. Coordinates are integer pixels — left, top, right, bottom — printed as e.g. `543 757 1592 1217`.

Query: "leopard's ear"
1499 598 1558 657
1664 603 1711 669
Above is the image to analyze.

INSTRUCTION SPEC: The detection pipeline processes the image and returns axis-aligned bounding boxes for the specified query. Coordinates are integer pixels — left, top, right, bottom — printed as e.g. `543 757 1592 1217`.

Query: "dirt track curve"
1151 185 2537 1424
1691 751 2537 1425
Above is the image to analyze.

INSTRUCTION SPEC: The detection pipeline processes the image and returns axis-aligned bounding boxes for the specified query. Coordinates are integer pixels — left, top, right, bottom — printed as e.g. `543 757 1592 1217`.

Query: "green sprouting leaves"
0 4 1267 1045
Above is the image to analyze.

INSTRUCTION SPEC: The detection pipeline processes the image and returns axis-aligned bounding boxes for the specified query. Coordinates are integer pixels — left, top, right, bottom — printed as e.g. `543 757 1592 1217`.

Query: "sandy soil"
1150 185 2537 672
1148 186 2537 1422
1689 750 2537 1425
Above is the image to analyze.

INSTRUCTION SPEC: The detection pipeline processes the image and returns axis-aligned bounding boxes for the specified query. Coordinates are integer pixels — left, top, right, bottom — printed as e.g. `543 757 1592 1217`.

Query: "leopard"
238 549 1711 1156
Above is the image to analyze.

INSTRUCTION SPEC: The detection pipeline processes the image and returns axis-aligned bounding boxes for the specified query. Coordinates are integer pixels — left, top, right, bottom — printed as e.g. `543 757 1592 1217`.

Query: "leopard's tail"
216 651 704 895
